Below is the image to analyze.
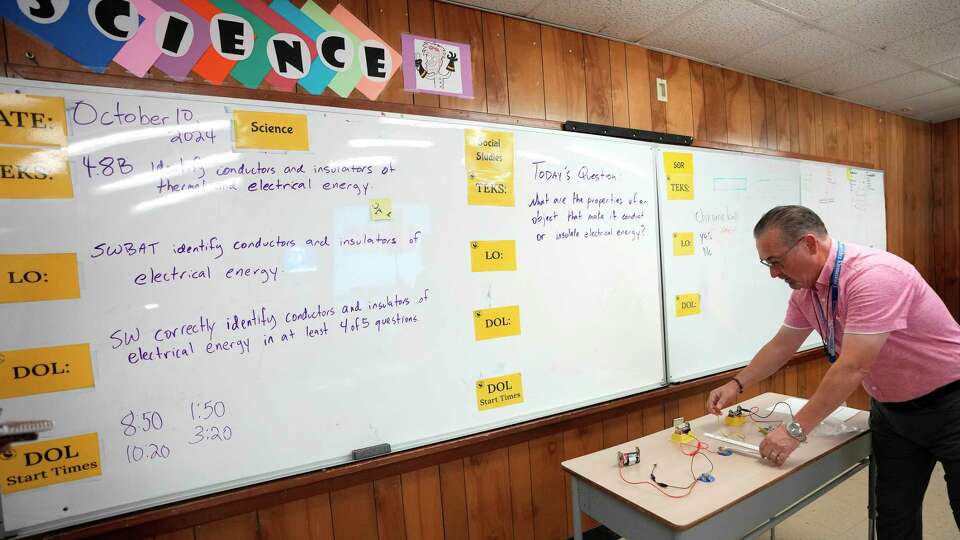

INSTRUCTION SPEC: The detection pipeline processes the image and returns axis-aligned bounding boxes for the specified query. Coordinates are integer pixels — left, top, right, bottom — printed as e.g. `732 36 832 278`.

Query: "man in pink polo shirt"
708 205 960 539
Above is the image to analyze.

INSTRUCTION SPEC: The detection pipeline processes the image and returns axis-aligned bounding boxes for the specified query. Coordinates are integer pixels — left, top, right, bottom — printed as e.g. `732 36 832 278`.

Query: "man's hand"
759 425 800 467
707 381 740 415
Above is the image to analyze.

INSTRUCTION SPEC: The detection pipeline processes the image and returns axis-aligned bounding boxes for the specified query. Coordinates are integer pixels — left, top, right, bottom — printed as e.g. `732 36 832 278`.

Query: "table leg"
868 454 877 540
571 476 583 540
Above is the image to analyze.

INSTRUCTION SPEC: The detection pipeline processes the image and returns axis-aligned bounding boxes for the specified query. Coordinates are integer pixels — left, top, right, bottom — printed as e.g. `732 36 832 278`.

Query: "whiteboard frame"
648 142 884 384
0 77 669 537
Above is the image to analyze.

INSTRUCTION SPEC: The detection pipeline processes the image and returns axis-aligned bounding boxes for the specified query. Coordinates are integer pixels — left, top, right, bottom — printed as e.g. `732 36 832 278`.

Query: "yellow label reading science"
369 198 393 221
0 253 81 304
0 146 72 199
470 240 517 272
476 372 524 411
474 305 521 341
664 152 694 200
0 93 67 147
673 232 695 256
676 293 701 317
464 129 514 172
0 344 94 399
0 433 101 494
233 110 309 151
467 170 514 207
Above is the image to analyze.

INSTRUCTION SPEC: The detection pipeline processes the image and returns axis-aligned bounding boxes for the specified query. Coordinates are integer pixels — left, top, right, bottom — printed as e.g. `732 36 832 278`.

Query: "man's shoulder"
844 242 914 275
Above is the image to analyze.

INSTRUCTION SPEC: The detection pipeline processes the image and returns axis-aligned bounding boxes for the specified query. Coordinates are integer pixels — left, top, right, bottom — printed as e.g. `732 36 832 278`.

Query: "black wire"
747 401 795 420
650 450 715 489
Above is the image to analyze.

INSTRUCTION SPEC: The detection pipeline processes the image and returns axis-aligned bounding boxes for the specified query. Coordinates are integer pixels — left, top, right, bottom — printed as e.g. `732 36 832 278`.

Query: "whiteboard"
801 162 887 250
0 78 665 534
657 147 800 382
657 147 886 382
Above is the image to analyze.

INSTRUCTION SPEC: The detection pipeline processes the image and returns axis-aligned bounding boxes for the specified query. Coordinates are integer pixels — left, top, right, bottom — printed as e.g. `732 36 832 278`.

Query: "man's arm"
709 325 810 414
793 332 888 433
735 325 811 387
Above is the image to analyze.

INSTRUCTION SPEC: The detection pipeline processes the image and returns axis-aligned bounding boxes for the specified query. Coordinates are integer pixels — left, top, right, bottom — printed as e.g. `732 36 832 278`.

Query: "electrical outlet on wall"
656 78 668 102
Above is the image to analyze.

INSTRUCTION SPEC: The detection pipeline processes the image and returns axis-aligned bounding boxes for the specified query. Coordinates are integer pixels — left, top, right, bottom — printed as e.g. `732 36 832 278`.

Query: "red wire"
680 439 719 455
617 439 716 498
617 463 698 498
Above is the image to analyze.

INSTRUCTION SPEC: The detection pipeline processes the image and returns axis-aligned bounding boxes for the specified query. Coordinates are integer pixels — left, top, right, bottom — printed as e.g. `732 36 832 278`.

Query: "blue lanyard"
813 242 844 363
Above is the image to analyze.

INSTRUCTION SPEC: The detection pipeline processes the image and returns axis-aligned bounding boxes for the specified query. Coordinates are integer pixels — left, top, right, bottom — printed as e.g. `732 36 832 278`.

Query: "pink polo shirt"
784 239 960 402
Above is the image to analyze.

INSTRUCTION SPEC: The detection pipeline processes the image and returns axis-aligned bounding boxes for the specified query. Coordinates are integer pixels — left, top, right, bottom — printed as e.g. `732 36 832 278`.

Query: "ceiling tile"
755 0 864 21
932 57 960 80
916 103 960 123
450 0 546 17
887 85 960 115
788 50 914 93
601 0 708 42
817 0 960 48
640 0 803 64
884 19 960 68
528 0 625 33
725 28 863 81
836 71 955 108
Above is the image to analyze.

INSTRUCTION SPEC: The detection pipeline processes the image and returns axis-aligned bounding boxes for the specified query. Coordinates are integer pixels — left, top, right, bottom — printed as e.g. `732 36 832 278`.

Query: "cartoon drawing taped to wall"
415 40 459 90
402 33 472 97
414 40 463 93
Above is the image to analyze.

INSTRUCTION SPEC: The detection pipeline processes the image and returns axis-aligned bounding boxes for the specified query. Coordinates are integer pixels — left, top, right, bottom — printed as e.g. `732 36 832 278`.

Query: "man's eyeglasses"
759 237 804 268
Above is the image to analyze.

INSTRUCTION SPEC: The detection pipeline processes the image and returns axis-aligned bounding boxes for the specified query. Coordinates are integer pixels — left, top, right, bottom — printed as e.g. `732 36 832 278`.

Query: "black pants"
871 383 960 539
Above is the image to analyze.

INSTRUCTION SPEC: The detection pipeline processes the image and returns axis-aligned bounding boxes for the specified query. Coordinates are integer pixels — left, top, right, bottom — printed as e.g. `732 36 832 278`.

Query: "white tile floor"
755 463 956 540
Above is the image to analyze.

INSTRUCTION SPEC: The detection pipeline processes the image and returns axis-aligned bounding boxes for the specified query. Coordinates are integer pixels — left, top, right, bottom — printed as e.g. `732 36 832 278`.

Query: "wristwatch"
786 421 807 443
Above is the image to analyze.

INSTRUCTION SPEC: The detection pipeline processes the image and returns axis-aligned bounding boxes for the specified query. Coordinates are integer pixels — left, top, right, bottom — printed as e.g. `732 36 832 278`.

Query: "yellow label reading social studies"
0 343 94 399
664 151 694 200
0 433 102 494
464 129 514 173
474 305 521 341
0 93 67 147
233 110 309 151
467 170 514 207
676 293 701 317
0 146 72 199
369 198 393 221
470 240 517 272
0 253 80 304
672 232 695 256
476 372 524 411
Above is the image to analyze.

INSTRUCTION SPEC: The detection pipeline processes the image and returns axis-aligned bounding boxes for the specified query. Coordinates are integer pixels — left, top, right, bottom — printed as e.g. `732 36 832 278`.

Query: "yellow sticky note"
0 433 101 494
474 305 521 341
476 372 524 411
0 253 81 304
673 232 695 256
369 198 393 221
664 151 694 200
676 293 701 317
0 344 94 399
0 146 72 199
470 240 517 272
0 93 67 147
467 170 514 207
464 129 514 173
233 110 309 151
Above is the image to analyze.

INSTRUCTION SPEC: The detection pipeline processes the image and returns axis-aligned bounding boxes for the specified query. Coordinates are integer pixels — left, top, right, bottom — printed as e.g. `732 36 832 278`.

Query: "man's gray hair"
753 205 828 244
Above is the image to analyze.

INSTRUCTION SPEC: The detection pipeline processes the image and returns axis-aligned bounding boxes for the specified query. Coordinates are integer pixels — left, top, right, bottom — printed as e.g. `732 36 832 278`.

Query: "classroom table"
561 393 874 540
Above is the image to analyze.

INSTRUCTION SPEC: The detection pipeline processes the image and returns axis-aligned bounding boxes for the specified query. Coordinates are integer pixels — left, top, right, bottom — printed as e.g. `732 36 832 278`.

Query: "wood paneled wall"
2 1 935 539
933 119 960 320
